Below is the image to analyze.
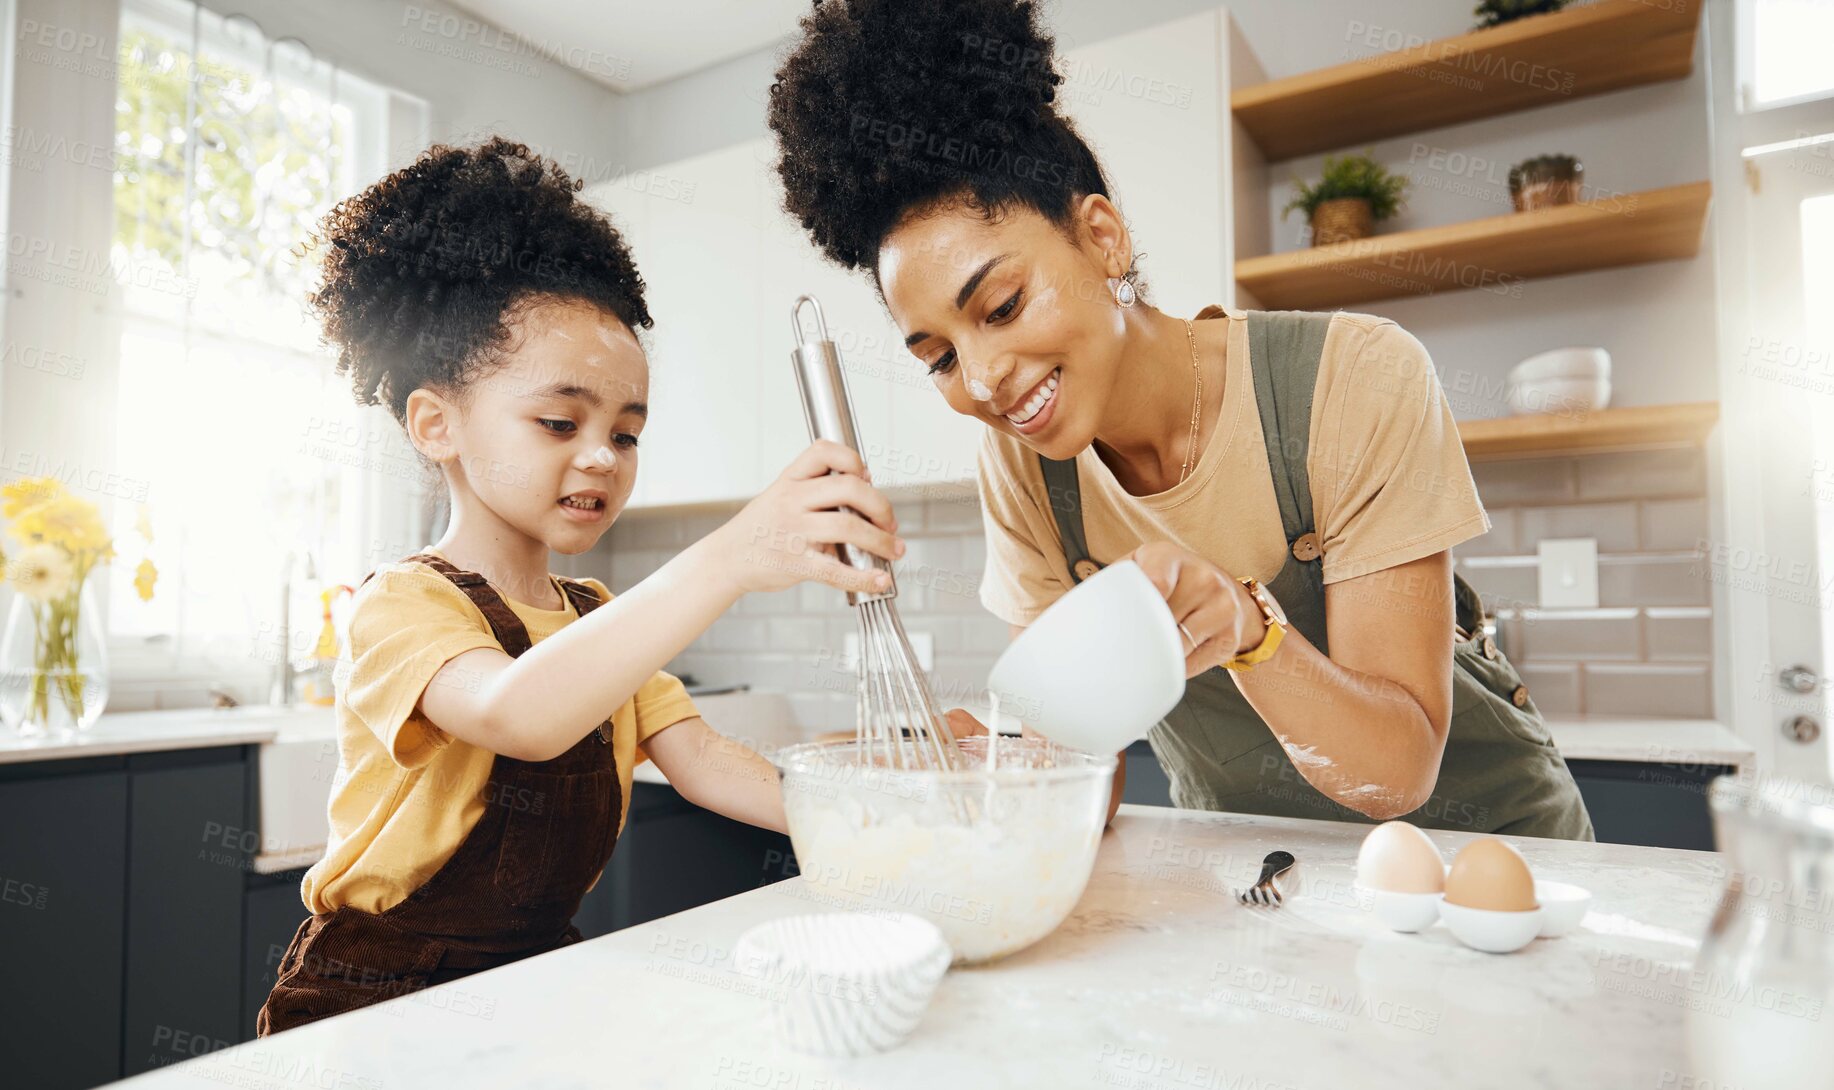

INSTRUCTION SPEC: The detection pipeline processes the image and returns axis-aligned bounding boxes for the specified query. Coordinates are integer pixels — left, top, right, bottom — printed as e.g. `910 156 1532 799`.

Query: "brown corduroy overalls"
257 552 623 1035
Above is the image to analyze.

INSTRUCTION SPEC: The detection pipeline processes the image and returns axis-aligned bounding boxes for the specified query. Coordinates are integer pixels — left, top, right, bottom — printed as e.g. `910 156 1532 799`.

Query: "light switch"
1537 538 1599 609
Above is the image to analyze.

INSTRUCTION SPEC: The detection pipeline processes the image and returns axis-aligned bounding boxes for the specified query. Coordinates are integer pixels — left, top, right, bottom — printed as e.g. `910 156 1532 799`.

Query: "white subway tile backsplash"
1597 555 1710 607
1639 497 1709 551
1456 507 1517 556
1642 608 1713 661
1514 609 1642 661
1517 662 1582 716
1583 662 1713 718
1517 503 1639 553
767 617 826 648
922 494 984 532
1468 459 1577 505
1458 558 1540 612
1576 450 1706 501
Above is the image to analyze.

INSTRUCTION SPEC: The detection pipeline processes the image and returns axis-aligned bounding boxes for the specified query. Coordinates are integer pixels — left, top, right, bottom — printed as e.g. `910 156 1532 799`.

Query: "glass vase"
0 577 111 737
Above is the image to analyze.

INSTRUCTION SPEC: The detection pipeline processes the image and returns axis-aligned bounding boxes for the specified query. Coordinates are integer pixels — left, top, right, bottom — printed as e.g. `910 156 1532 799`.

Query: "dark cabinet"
0 763 129 1090
1566 758 1727 851
576 781 794 938
244 870 311 1029
122 749 252 1077
1122 740 1723 850
0 746 250 1088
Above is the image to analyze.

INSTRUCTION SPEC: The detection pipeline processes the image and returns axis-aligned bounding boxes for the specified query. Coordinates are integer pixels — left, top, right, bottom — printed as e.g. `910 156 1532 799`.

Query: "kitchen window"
106 0 418 702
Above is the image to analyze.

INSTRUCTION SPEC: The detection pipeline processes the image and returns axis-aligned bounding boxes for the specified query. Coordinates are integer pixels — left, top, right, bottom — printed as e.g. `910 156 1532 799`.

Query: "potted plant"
1282 152 1409 246
1508 154 1584 212
0 477 157 737
1474 0 1570 29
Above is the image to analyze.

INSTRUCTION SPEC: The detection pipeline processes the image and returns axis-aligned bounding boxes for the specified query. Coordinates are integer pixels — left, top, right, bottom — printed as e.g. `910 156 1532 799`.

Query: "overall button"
1073 558 1101 581
1483 636 1499 661
1511 685 1530 708
1290 533 1322 562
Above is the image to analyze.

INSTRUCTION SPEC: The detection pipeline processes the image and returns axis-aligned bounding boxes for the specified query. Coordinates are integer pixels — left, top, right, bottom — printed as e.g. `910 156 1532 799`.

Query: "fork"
1237 850 1297 906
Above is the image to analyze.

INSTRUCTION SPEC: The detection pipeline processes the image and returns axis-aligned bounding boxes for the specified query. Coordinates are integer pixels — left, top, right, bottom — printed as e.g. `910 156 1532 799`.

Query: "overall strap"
1038 455 1102 584
1246 310 1332 566
557 577 604 617
368 551 538 658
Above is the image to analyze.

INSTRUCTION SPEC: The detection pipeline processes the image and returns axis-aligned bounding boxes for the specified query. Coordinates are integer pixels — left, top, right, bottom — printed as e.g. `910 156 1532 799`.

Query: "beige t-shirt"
978 305 1490 626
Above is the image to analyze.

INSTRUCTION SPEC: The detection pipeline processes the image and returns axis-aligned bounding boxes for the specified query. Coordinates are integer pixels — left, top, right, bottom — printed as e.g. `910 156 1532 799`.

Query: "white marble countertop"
1544 715 1753 768
0 705 334 764
116 804 1729 1090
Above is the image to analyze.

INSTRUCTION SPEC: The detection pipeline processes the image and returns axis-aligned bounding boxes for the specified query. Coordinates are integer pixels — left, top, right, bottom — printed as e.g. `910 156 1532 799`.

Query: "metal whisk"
789 295 961 770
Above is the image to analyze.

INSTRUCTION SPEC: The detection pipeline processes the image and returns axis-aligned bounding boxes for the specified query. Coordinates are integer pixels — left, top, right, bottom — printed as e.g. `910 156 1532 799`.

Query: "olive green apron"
1039 309 1594 841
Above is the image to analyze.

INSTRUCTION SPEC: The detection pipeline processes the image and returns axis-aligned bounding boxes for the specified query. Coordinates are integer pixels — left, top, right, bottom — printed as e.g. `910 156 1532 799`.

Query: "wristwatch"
1222 577 1287 672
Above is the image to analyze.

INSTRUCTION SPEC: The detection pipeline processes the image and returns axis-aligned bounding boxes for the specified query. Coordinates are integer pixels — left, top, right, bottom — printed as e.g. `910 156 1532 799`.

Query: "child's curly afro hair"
767 0 1110 275
307 136 652 424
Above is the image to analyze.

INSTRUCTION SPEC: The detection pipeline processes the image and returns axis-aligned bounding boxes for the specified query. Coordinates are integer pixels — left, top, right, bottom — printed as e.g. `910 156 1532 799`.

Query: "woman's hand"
1125 542 1265 678
705 440 905 597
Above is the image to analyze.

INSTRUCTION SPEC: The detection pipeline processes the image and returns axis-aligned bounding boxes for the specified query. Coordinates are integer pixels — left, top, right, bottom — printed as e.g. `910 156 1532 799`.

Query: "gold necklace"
1179 319 1202 483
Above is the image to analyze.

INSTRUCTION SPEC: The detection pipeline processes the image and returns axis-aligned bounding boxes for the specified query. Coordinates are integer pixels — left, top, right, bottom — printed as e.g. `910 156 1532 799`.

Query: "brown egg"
1445 838 1538 912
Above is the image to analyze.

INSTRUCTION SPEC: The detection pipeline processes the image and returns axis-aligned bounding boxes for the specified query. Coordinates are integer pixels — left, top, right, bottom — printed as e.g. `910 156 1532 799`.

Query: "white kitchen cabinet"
1056 11 1236 318
636 141 768 507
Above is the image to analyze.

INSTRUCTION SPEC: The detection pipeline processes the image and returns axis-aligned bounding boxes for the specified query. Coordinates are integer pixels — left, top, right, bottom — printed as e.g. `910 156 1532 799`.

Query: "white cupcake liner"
735 912 951 1057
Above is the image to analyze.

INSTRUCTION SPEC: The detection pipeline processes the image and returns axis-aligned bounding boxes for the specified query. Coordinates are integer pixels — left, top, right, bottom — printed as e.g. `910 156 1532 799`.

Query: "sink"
251 705 339 874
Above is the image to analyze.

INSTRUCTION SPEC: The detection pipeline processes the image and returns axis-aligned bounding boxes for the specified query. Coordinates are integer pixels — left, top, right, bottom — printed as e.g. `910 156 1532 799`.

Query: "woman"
767 0 1592 839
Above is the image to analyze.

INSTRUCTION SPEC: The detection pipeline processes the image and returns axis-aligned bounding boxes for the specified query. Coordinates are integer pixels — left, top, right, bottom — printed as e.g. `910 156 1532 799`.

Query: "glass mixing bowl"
774 736 1116 965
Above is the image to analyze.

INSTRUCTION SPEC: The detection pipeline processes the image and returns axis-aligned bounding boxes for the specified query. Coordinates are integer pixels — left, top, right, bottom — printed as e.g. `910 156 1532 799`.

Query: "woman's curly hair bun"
768 0 1110 273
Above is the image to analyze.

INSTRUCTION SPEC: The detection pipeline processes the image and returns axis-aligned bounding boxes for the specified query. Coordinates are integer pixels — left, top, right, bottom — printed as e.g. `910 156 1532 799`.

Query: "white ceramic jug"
985 560 1186 754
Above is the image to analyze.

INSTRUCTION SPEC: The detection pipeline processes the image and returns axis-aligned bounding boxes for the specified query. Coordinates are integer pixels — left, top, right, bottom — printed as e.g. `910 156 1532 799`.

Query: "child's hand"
707 440 904 596
944 708 988 738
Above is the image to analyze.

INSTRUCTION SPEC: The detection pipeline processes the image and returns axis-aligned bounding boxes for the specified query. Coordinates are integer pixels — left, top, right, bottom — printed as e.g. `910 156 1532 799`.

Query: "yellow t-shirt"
977 305 1490 625
301 549 699 915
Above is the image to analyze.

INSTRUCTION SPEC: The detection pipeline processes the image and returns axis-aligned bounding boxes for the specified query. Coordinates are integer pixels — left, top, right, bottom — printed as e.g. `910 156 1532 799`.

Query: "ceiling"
443 0 811 93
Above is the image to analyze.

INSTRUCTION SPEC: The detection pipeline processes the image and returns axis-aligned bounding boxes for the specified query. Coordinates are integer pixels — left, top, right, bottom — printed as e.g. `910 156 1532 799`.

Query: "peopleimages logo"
847 113 1072 188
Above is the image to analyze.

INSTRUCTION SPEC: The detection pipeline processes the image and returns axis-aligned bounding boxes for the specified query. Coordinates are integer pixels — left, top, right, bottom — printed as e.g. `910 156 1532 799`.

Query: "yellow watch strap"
1221 617 1283 671
1222 580 1286 672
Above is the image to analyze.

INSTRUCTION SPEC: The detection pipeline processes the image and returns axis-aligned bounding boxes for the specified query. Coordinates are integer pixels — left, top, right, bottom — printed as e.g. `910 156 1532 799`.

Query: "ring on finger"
1178 622 1198 652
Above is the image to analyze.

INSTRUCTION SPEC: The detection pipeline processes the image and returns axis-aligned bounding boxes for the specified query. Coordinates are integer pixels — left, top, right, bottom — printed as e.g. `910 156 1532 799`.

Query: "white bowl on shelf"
1437 896 1545 953
1506 347 1612 416
1509 346 1611 383
734 911 951 1057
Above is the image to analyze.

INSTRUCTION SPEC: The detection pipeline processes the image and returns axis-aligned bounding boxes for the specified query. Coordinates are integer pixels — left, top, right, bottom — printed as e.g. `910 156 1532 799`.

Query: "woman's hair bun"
769 0 1109 272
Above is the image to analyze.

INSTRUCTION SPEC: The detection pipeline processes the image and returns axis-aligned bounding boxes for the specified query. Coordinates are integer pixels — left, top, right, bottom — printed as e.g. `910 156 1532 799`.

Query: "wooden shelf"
1234 180 1710 310
1459 402 1719 462
1231 0 1701 162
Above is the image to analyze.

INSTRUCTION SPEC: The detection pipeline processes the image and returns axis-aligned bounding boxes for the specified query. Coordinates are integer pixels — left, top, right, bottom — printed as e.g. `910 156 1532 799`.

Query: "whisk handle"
790 295 895 605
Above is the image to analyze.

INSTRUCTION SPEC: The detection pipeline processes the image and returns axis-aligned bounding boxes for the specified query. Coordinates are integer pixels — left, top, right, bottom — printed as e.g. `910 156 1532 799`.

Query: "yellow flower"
1 476 65 520
13 495 112 556
134 557 159 601
6 542 73 602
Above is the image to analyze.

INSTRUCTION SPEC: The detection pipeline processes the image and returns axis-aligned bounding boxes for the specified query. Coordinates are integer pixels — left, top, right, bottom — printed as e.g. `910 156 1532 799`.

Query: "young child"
257 138 905 1035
